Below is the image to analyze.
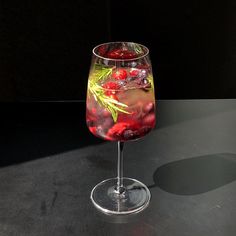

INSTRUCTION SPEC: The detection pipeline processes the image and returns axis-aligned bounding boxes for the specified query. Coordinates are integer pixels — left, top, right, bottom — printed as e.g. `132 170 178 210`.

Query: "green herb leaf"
133 44 143 54
88 64 131 122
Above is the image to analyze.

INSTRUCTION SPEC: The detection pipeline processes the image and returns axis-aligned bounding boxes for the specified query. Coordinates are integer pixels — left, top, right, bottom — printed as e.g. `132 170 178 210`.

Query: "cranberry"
107 49 123 59
143 102 154 113
98 45 107 57
143 114 156 127
102 81 119 90
91 107 97 115
107 49 136 59
89 126 97 135
107 122 129 138
129 69 140 77
122 51 136 59
102 82 120 96
112 69 127 80
107 121 140 139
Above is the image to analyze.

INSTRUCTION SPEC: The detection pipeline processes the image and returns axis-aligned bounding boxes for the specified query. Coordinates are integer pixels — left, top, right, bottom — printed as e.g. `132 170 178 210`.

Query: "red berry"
102 81 120 96
129 69 140 77
122 51 136 59
106 121 141 140
102 82 119 90
98 45 107 57
107 49 136 59
107 49 123 59
89 126 97 135
102 82 120 96
143 102 154 113
143 114 156 127
91 107 97 115
112 69 127 80
107 122 128 137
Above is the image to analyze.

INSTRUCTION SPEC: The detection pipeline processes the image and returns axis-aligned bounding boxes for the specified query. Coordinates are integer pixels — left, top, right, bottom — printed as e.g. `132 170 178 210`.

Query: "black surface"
0 100 236 235
1 1 236 101
0 101 103 166
111 0 236 99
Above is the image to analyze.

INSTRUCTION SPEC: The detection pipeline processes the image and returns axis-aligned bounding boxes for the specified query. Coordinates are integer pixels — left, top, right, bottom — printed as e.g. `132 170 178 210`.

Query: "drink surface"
86 63 156 142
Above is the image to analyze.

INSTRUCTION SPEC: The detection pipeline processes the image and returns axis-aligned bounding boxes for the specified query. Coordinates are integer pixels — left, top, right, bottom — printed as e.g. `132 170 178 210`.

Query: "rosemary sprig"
133 44 143 55
91 64 113 83
88 64 131 122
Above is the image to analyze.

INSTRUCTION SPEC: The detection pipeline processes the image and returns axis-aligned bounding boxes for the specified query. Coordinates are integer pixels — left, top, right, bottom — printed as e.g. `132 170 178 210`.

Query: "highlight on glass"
86 42 156 215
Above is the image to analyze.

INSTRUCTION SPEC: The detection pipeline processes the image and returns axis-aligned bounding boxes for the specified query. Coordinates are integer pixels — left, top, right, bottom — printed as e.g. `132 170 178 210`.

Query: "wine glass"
86 42 156 215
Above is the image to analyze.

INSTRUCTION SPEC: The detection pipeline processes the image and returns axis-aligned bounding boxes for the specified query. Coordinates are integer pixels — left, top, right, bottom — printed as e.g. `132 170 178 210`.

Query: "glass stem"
117 141 124 194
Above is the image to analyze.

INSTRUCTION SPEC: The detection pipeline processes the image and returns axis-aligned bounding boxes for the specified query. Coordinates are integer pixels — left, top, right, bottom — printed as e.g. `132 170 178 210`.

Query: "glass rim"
92 41 150 61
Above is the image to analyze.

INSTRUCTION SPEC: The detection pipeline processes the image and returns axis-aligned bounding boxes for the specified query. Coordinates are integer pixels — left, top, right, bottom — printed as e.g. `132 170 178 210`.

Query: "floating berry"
107 49 123 59
107 49 136 59
107 122 129 138
102 82 120 96
122 51 136 59
98 45 107 57
143 114 156 127
107 121 140 140
91 107 97 115
102 81 120 90
89 126 97 135
143 102 154 113
129 69 140 77
112 69 127 80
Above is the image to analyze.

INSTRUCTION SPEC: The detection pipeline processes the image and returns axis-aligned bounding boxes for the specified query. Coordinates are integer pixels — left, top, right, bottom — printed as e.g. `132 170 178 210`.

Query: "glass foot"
90 177 151 215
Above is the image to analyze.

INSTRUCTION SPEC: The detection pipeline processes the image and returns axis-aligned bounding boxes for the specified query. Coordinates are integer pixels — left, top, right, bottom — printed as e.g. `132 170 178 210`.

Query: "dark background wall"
1 0 236 101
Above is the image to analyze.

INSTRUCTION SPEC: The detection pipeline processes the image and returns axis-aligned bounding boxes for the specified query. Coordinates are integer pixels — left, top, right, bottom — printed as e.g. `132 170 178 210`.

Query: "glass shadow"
152 153 236 195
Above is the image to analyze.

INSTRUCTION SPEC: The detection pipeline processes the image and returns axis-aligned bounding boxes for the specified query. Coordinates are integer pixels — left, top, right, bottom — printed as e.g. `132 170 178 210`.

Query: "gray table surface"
0 99 236 236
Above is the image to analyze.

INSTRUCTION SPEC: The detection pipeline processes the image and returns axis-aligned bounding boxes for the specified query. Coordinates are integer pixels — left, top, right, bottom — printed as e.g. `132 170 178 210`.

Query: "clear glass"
86 42 156 215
